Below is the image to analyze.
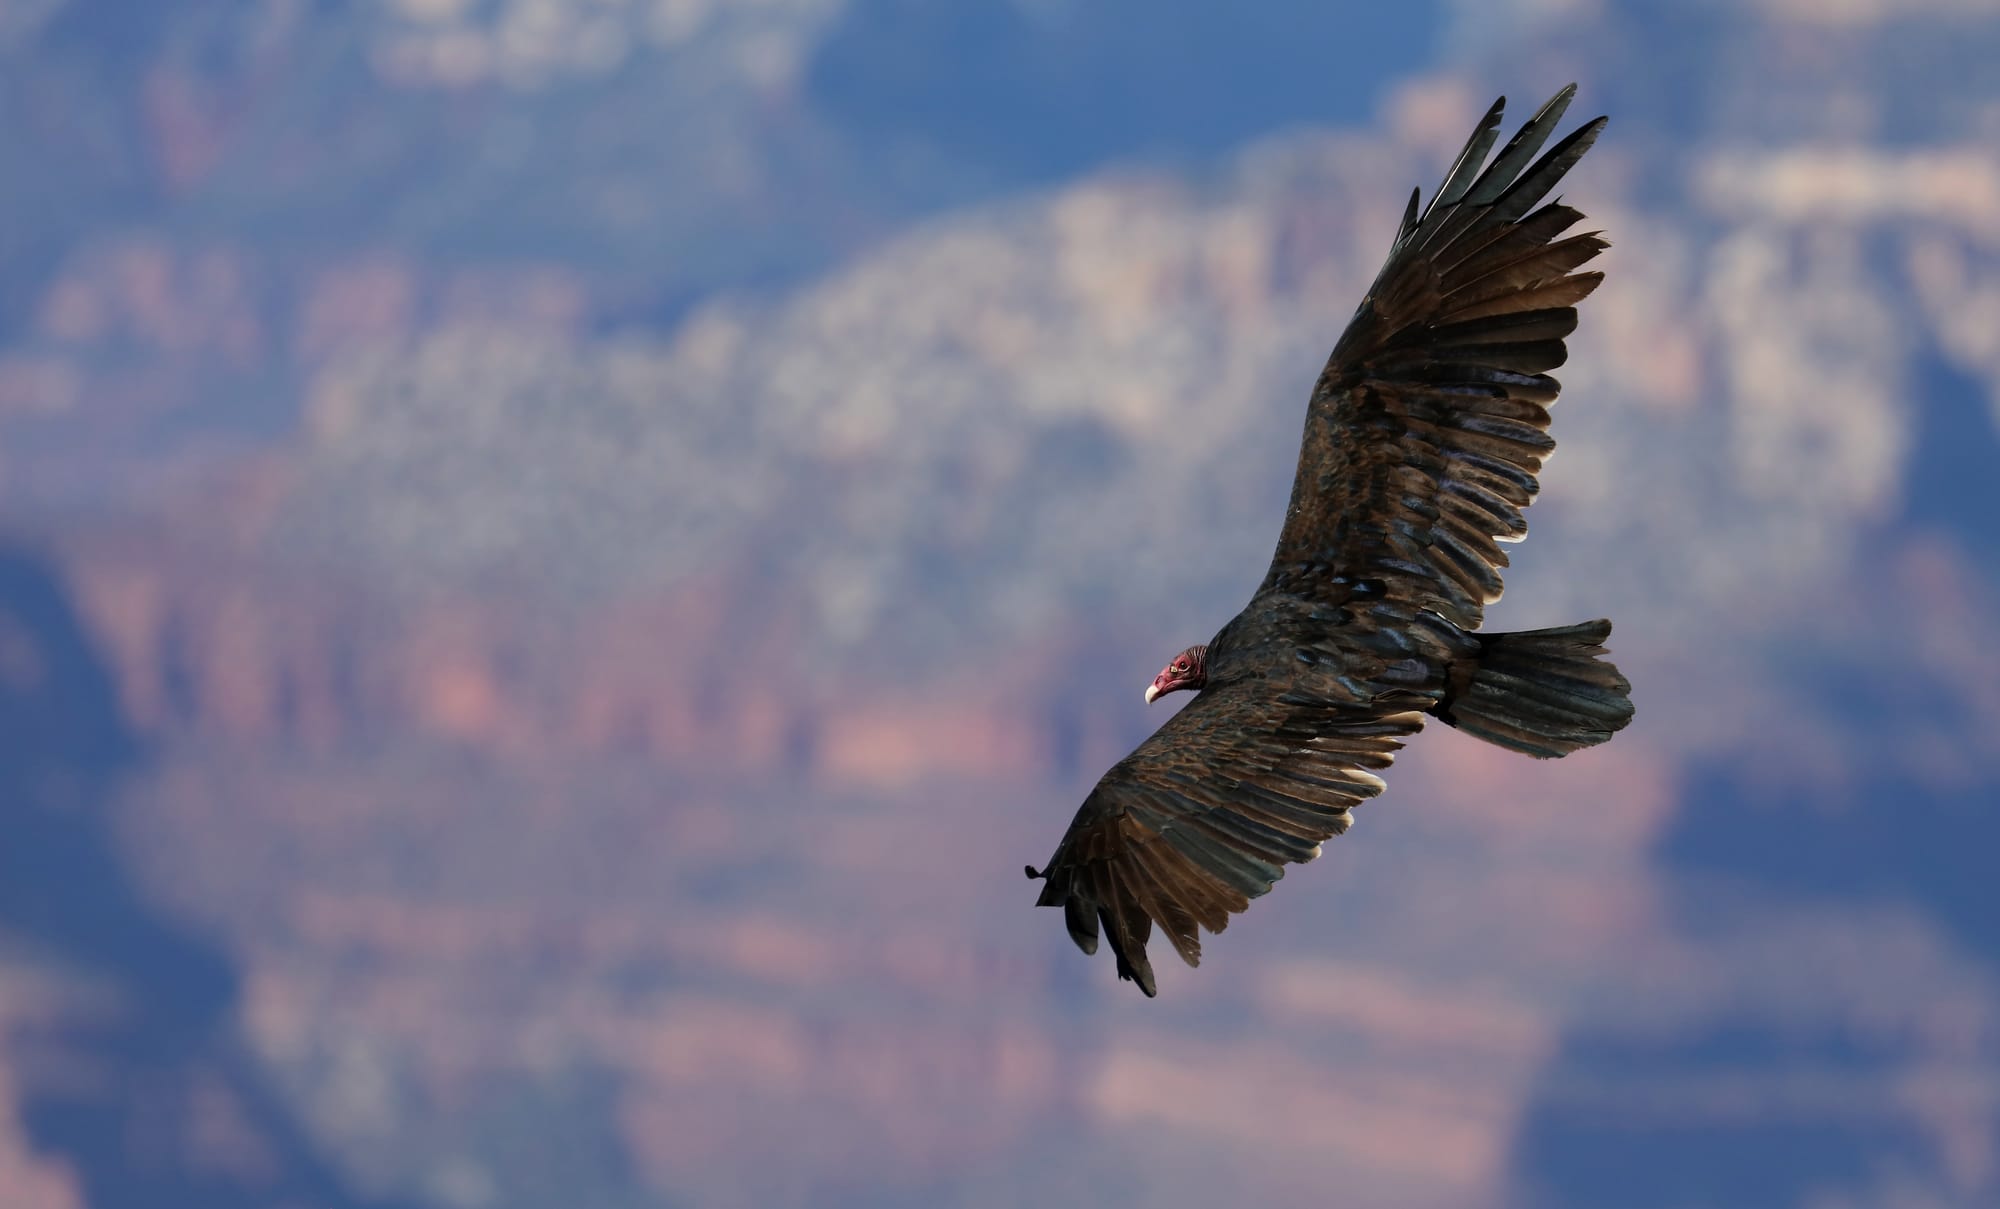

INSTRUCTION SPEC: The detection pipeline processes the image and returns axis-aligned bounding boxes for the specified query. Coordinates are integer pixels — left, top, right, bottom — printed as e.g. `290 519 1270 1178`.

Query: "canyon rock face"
4 3 2000 1208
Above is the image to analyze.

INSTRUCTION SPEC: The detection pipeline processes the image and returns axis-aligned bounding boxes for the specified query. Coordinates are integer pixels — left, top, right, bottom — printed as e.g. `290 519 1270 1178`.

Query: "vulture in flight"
1027 86 1634 997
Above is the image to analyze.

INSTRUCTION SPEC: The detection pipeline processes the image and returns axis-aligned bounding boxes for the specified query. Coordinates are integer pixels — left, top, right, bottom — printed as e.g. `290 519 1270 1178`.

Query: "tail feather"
1436 619 1633 758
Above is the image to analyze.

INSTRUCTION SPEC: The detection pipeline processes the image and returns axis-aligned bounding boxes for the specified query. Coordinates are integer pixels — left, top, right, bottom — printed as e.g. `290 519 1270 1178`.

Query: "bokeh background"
3 1 1999 1206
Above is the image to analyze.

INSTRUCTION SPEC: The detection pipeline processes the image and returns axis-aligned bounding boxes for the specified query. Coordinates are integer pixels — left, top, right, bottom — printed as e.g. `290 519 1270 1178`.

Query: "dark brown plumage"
1027 86 1635 997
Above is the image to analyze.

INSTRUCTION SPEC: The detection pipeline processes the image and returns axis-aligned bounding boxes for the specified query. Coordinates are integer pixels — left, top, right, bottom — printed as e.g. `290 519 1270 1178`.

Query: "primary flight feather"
1026 86 1634 997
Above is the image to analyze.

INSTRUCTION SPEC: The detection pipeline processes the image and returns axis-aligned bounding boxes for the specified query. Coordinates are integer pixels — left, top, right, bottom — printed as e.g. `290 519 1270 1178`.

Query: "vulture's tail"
1434 619 1633 758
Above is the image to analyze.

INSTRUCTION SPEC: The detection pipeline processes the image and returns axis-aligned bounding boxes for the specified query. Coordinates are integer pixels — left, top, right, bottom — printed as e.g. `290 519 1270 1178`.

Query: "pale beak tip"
1144 685 1161 705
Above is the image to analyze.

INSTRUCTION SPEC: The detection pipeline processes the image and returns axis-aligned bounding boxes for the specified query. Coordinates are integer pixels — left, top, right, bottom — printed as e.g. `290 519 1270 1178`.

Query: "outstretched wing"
1028 681 1426 997
1260 86 1607 629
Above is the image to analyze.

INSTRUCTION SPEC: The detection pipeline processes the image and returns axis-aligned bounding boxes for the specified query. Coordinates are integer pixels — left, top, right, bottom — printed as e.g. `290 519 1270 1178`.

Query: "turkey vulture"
1026 86 1634 997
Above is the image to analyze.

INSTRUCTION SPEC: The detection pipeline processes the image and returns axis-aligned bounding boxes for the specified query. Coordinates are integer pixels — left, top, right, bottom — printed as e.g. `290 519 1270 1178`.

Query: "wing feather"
1426 96 1507 215
1030 681 1423 996
1260 89 1607 627
1464 85 1577 207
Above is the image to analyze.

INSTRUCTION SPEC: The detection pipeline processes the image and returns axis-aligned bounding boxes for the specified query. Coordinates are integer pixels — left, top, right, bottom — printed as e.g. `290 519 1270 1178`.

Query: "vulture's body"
1028 87 1634 997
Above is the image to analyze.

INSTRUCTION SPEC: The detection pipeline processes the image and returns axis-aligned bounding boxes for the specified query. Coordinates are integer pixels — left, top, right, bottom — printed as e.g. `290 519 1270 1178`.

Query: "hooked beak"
1144 683 1162 705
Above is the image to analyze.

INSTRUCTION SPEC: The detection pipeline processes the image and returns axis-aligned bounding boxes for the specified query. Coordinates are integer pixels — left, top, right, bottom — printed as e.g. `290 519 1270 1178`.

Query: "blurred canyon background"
3 0 2000 1206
